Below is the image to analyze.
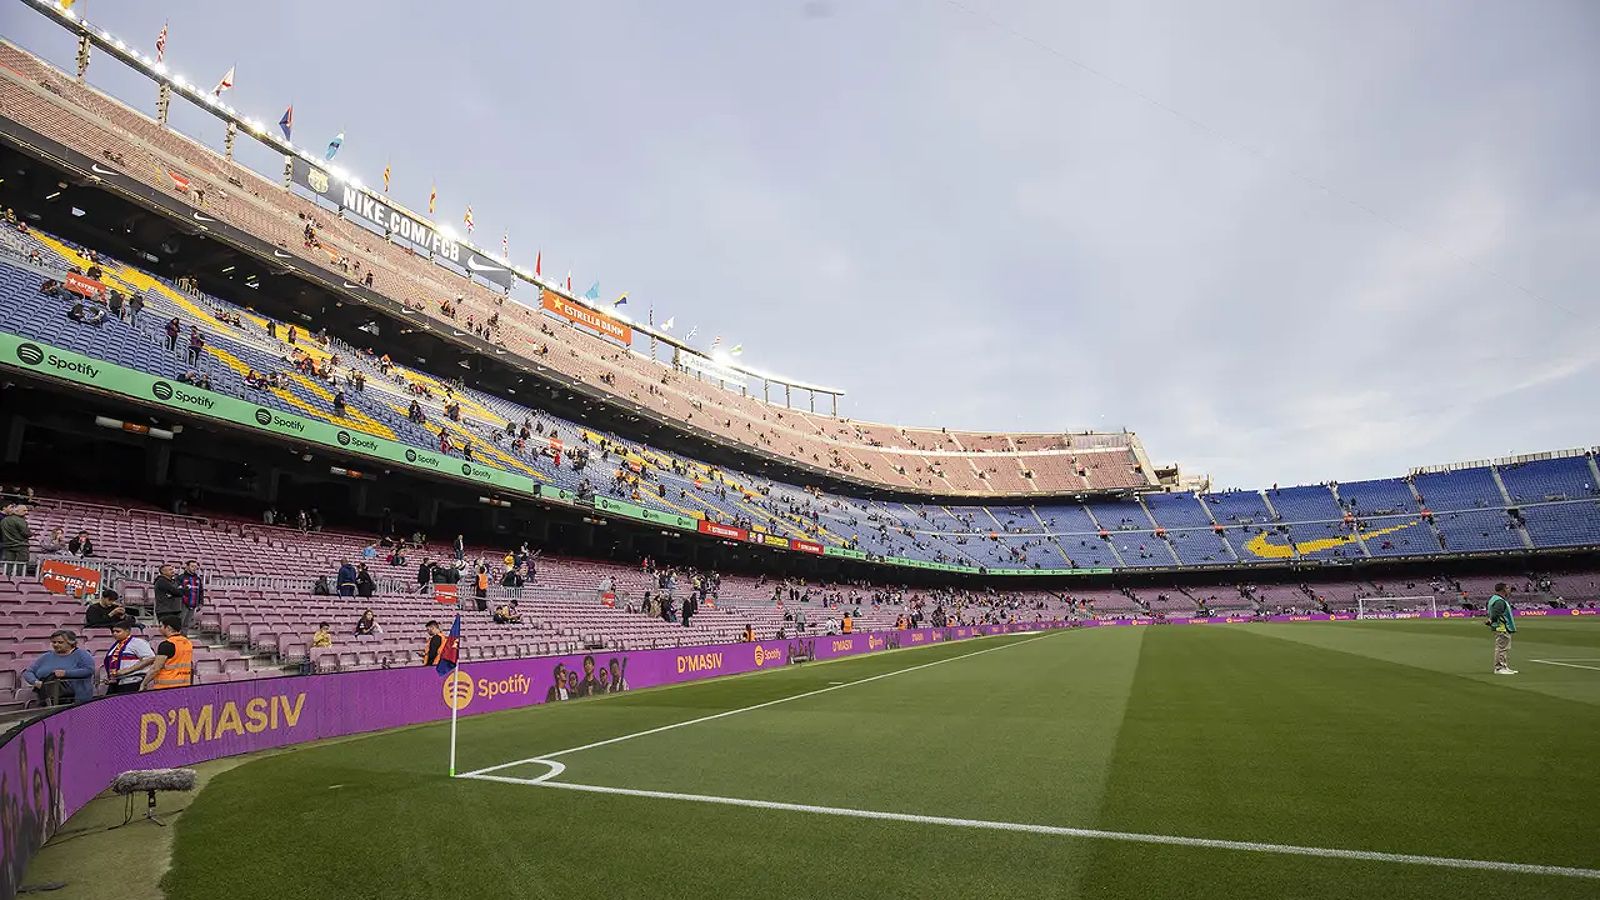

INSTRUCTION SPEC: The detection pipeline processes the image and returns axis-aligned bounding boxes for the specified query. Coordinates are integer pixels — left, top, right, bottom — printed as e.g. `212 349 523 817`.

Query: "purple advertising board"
0 621 1061 895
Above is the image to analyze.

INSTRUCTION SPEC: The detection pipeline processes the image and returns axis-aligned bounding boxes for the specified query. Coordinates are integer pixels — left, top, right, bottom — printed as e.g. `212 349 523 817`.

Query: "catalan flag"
463 205 474 234
428 184 437 215
382 163 391 193
436 615 461 675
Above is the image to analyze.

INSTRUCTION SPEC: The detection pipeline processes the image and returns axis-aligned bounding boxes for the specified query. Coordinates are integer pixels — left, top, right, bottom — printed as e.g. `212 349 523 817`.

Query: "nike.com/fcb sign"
289 158 514 290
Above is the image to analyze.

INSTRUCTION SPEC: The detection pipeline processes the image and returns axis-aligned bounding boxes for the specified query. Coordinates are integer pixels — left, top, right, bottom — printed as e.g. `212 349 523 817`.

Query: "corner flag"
436 615 461 675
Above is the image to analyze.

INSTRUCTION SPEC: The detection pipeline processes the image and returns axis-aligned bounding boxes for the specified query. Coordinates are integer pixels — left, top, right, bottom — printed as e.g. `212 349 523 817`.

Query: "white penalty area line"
460 775 1600 882
459 632 1052 779
1530 658 1600 671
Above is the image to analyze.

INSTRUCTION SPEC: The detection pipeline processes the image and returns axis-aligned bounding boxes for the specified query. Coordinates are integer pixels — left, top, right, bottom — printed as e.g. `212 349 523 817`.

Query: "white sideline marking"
459 775 1600 881
459 633 1049 778
1530 659 1600 671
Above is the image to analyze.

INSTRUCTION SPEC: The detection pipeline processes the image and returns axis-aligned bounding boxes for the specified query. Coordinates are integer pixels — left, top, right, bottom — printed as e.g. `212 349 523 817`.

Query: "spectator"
128 292 144 323
142 618 193 691
311 623 333 649
84 588 135 630
152 563 183 619
356 563 376 599
66 530 94 558
186 326 205 365
177 560 205 631
1 502 31 574
361 542 378 560
336 560 358 598
454 534 465 562
474 563 489 611
22 630 96 705
423 620 444 666
354 610 382 637
37 526 66 555
164 317 181 351
68 301 106 326
102 621 155 695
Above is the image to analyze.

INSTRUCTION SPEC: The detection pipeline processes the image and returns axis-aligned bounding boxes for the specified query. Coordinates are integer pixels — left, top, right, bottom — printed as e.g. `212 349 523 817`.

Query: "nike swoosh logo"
343 282 360 289
273 249 293 258
465 257 503 273
90 163 118 176
1245 520 1419 560
192 212 216 222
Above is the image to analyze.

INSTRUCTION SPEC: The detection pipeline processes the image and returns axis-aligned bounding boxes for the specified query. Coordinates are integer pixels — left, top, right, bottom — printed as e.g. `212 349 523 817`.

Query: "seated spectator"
39 278 64 297
37 526 66 555
21 630 95 706
85 588 136 629
102 621 155 694
67 529 94 558
311 623 334 649
743 623 755 643
354 610 382 637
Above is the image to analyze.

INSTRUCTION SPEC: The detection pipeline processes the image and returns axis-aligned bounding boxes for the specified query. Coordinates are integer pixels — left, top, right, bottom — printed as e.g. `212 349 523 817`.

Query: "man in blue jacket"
22 630 96 705
1486 583 1517 675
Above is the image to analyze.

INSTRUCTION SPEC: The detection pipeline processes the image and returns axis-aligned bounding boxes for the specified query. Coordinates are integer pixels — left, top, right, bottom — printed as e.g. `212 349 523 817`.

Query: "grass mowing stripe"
460 776 1600 882
460 632 1054 777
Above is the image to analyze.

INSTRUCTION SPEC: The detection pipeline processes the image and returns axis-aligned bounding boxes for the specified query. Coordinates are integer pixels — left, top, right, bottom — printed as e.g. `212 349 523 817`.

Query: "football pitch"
161 620 1600 899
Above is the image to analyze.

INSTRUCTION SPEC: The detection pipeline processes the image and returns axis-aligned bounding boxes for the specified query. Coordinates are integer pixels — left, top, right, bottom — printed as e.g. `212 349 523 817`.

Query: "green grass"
158 621 1600 899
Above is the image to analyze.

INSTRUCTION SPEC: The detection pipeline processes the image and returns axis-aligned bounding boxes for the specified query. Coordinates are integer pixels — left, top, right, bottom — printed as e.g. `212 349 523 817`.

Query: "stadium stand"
0 38 1152 497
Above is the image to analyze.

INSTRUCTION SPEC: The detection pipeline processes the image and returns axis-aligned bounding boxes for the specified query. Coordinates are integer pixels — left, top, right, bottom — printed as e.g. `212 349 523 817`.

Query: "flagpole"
448 671 460 777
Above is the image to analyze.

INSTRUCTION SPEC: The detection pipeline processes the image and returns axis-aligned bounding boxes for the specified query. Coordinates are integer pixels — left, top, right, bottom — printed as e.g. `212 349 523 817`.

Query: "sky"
4 0 1597 488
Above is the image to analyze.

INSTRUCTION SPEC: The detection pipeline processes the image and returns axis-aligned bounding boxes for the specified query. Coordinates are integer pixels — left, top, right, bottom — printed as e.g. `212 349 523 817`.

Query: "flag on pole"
436 615 461 675
711 335 722 351
154 22 168 63
277 105 293 142
428 184 437 214
686 325 698 340
501 232 509 259
614 293 628 307
534 251 541 277
463 206 474 234
661 316 674 331
583 281 600 301
324 132 344 161
212 65 235 97
382 163 391 193
565 272 572 292
730 344 743 356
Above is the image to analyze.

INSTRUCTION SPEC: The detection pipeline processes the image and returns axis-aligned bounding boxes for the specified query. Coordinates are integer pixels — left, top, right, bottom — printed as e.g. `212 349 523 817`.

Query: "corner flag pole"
448 674 460 777
447 606 465 778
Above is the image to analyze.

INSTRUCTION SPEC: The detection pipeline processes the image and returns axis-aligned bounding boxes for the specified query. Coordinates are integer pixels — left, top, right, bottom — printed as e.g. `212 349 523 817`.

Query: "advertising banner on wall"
36 560 101 599
539 290 633 345
289 157 514 290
